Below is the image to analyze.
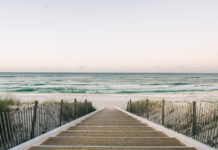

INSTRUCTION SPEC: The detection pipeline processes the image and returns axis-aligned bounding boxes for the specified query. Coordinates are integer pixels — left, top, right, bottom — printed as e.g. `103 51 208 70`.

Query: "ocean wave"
9 87 218 94
54 80 63 81
149 84 162 85
116 89 218 94
170 83 190 85
1 73 218 94
15 88 37 92
188 76 200 79
38 87 87 93
148 89 218 93
0 76 16 78
116 91 145 94
34 83 46 86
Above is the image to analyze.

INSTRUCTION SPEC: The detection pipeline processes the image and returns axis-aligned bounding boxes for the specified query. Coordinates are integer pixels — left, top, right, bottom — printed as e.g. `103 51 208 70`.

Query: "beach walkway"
29 108 196 150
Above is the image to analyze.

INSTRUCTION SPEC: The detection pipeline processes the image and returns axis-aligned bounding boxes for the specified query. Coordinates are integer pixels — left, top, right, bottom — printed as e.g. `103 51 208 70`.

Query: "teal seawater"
0 73 218 94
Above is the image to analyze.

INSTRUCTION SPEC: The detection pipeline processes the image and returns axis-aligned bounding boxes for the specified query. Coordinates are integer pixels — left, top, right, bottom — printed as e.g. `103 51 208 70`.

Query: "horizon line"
0 72 218 74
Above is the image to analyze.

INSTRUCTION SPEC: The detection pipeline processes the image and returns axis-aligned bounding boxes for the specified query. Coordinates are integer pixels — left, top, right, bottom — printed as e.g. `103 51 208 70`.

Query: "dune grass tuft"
0 95 21 112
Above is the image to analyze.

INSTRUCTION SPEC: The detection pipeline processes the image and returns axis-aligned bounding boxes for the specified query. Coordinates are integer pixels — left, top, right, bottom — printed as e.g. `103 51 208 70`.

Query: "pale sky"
0 0 218 73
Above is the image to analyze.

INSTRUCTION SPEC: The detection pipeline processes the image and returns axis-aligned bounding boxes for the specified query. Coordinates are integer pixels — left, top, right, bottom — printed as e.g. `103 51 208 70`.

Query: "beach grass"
0 95 21 112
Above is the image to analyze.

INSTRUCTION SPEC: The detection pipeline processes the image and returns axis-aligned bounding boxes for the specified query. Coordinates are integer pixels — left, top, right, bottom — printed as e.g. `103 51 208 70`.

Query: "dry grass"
0 95 21 112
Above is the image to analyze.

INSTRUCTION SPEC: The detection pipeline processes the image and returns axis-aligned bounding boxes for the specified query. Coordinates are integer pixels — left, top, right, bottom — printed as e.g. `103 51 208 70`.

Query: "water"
1 72 218 94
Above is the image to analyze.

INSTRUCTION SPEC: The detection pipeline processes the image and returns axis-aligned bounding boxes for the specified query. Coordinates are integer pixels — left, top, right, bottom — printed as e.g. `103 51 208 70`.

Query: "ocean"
0 72 218 95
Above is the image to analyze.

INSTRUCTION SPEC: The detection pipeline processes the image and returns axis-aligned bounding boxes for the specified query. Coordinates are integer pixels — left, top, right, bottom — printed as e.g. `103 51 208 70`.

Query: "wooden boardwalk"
30 108 196 150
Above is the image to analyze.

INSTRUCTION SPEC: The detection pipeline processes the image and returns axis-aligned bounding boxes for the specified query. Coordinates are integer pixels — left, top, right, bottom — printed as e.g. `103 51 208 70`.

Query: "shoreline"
1 91 218 109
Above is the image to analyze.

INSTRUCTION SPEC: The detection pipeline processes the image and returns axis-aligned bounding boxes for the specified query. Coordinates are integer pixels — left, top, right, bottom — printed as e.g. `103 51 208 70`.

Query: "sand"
1 91 218 109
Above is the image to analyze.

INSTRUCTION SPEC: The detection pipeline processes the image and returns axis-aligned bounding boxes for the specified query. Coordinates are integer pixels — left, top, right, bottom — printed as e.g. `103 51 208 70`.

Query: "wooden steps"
29 108 196 150
57 131 167 137
41 137 185 146
30 146 196 150
77 122 146 126
68 126 154 130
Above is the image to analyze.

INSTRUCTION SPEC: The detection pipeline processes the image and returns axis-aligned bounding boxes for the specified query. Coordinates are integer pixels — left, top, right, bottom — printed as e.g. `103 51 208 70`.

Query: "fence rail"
0 99 95 150
127 99 218 148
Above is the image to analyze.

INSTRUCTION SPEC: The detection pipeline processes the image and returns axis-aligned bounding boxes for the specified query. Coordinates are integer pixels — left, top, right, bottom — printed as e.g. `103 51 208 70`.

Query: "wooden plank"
2 112 9 149
74 101 77 118
85 100 88 115
6 111 15 147
162 100 165 126
0 113 7 150
129 99 132 113
60 100 63 126
23 108 27 140
146 99 149 119
31 101 38 139
192 101 196 136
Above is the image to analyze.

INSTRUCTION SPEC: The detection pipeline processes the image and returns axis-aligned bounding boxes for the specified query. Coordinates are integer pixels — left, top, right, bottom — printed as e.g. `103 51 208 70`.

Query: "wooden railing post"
162 99 165 126
30 101 38 139
192 101 197 136
59 100 63 126
74 98 77 119
0 112 7 149
85 99 88 114
87 102 90 113
90 102 92 112
129 99 132 113
137 102 140 115
5 112 13 147
146 99 149 119
127 101 129 111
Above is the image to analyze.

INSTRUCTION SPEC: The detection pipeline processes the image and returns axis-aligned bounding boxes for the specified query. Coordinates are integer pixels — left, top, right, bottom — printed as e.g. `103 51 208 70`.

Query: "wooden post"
192 101 197 136
74 98 77 119
5 112 14 147
59 100 63 126
129 99 132 113
162 99 165 126
87 102 90 112
0 113 7 149
146 99 149 119
30 101 38 139
85 99 88 114
18 110 23 142
127 101 129 111
90 102 92 111
1 112 9 148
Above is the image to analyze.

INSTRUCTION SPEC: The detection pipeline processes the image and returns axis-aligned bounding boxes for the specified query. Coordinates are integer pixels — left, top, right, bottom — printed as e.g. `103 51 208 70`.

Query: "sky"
0 0 218 73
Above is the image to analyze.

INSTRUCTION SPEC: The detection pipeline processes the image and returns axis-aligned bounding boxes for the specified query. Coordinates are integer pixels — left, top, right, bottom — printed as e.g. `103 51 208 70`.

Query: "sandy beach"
3 91 218 109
